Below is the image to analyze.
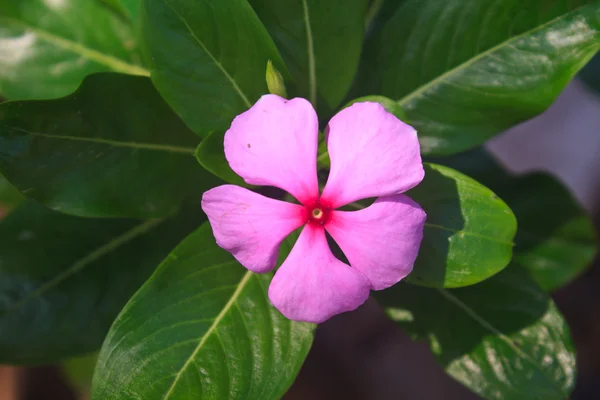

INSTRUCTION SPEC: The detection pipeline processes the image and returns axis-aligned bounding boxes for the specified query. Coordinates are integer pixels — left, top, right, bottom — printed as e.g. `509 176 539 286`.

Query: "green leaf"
0 73 219 218
435 148 597 291
141 0 287 136
0 201 203 364
249 0 368 109
0 0 148 100
360 0 600 155
377 266 576 400
98 0 141 23
403 163 516 288
92 223 314 400
581 52 600 93
62 352 98 393
0 174 23 211
195 131 247 187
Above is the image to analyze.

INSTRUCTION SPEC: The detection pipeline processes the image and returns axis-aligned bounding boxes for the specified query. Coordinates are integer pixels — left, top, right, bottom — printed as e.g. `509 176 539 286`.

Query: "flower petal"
320 102 424 208
326 194 426 290
268 225 371 323
202 185 305 273
224 94 319 205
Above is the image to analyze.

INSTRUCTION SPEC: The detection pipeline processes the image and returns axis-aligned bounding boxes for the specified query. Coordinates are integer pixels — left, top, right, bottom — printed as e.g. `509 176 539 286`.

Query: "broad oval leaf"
435 148 597 291
0 73 219 218
360 0 600 155
404 163 516 288
376 266 576 400
249 0 368 110
0 0 148 100
92 223 314 400
141 0 287 136
0 201 202 364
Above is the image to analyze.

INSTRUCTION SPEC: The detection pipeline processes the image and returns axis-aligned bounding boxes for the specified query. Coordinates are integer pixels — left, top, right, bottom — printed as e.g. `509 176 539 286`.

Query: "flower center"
312 208 323 219
305 200 332 226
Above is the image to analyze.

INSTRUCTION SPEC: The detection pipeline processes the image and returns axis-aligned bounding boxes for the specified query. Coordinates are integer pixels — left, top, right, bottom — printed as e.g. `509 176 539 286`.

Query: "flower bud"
266 60 287 98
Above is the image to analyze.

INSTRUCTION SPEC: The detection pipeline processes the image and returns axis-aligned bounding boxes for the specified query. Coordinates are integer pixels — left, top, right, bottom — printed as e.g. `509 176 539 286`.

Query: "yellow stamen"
312 208 323 219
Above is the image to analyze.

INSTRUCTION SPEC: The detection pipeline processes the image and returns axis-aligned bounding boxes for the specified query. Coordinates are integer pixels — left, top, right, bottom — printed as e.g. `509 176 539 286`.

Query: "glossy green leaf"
249 0 368 109
0 0 148 100
92 223 314 400
360 0 600 155
141 0 287 137
0 201 203 364
377 266 576 400
581 52 600 93
436 148 597 291
403 163 516 288
0 73 219 218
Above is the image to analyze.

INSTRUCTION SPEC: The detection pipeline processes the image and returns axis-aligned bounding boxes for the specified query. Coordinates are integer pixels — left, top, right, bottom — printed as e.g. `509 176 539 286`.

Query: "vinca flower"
202 95 426 323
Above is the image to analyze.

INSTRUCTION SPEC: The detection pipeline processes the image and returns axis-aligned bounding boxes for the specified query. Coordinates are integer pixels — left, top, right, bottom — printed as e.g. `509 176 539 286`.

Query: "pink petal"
268 225 371 323
320 102 425 208
202 185 305 273
224 94 319 205
326 194 426 290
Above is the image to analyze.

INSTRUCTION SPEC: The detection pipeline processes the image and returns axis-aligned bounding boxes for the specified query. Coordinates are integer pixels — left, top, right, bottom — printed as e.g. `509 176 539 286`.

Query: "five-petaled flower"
202 95 426 323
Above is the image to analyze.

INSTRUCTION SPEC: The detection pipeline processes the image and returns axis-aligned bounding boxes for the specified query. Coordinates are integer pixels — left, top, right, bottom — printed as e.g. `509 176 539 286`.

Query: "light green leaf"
403 163 516 288
0 0 148 100
435 148 597 291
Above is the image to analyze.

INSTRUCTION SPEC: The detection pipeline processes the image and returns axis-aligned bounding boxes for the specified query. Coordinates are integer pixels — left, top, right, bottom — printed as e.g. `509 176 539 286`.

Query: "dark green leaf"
141 0 287 136
403 163 516 288
0 0 148 100
360 0 600 155
195 131 246 187
249 0 368 110
580 52 600 93
0 73 219 218
377 266 576 400
436 148 597 291
92 223 314 400
0 201 203 364
0 174 23 210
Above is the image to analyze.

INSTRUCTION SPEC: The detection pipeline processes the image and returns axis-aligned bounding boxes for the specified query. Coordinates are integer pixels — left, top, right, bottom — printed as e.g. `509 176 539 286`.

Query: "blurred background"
2 42 600 400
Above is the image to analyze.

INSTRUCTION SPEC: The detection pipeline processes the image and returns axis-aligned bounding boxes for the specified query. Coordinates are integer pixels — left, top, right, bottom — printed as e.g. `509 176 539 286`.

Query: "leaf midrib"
0 218 165 318
437 288 568 396
396 3 598 107
301 0 317 106
162 270 254 399
1 17 149 77
2 126 197 155
160 0 252 108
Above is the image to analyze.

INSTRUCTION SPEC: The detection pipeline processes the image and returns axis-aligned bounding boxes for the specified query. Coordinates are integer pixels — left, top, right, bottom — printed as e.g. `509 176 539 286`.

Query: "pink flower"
202 95 426 323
